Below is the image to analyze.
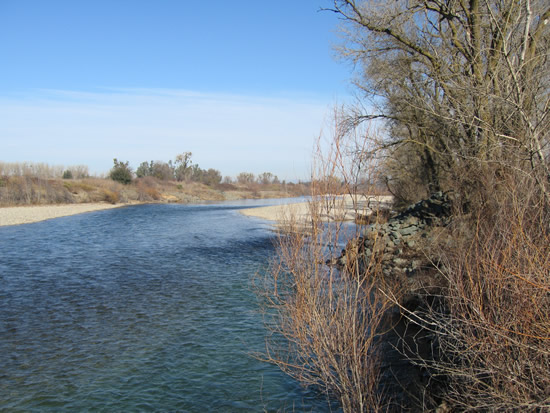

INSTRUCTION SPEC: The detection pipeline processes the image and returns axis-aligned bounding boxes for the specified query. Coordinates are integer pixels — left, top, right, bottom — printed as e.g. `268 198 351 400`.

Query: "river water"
0 199 332 412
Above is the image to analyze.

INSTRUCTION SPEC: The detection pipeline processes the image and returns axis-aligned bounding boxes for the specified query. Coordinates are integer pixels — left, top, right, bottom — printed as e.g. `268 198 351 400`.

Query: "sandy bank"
240 195 393 223
240 202 311 221
0 203 129 227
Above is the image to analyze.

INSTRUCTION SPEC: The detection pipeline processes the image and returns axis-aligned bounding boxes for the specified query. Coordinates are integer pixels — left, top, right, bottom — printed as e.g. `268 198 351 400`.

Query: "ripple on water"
0 201 334 412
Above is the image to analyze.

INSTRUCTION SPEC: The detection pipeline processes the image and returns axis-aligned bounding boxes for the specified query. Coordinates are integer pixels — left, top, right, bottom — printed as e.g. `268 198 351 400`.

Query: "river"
0 199 332 412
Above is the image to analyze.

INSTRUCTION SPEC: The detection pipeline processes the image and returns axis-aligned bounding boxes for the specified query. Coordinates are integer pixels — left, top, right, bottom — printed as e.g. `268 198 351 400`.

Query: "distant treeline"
132 152 222 187
109 152 285 187
1 158 291 189
0 161 89 180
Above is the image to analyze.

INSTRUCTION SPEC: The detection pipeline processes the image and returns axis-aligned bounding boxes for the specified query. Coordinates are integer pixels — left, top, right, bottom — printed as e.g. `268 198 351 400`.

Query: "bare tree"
68 165 89 179
329 0 550 202
237 172 255 185
174 152 193 181
257 172 275 185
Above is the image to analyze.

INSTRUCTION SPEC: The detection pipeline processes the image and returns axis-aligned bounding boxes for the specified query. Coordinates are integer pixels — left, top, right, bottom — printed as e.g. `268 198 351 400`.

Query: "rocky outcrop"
329 191 452 283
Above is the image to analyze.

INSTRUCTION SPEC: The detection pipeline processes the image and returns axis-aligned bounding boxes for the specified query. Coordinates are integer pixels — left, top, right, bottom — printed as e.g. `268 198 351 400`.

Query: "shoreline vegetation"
0 167 312 226
0 156 313 227
0 160 391 227
250 0 549 409
0 187 394 228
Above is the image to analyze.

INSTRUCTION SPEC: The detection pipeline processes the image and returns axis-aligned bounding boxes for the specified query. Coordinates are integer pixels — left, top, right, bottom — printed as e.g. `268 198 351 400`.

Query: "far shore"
240 195 393 223
0 203 132 227
240 202 310 222
0 194 394 228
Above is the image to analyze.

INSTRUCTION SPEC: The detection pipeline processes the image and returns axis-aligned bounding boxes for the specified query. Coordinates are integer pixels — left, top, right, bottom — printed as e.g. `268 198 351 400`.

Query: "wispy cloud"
0 88 334 179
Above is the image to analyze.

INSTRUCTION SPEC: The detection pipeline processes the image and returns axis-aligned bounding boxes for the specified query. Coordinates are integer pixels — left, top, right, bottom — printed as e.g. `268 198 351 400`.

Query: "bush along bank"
328 192 455 410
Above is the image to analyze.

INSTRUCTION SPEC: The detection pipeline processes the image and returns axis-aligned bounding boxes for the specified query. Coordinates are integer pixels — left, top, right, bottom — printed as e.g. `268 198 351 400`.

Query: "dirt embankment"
0 176 309 206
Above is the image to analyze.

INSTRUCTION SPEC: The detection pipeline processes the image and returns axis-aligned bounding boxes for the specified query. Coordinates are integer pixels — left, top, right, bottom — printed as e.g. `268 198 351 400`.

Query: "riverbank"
0 194 394 228
0 175 311 226
0 176 309 207
0 203 130 227
240 195 393 222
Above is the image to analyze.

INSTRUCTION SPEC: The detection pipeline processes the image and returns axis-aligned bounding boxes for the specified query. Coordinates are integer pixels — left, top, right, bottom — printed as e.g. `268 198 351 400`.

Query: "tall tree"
174 152 193 182
330 0 549 201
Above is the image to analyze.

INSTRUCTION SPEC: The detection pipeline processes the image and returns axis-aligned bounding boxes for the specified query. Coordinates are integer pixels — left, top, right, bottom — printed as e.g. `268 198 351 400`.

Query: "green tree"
109 158 133 184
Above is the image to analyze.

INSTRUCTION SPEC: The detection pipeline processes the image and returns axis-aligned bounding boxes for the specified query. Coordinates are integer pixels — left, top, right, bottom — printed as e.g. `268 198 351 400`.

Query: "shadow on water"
0 199 333 412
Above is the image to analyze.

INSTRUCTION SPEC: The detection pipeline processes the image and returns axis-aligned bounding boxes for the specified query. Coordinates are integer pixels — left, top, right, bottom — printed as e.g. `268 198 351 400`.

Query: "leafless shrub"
66 165 89 179
0 176 74 205
136 176 161 201
137 186 161 201
258 233 396 411
256 120 402 412
0 161 66 178
101 188 120 204
396 172 550 411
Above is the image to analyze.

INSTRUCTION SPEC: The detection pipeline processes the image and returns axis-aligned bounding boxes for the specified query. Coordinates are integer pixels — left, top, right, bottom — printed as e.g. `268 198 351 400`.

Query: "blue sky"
0 1 353 180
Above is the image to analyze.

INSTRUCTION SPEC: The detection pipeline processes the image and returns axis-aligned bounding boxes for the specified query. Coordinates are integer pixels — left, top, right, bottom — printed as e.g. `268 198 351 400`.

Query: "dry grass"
0 176 73 205
0 174 305 207
100 188 120 204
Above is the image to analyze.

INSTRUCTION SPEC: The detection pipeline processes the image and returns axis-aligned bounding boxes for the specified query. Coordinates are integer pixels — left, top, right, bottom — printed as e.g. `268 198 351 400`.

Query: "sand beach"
0 194 394 227
0 203 126 227
240 195 393 222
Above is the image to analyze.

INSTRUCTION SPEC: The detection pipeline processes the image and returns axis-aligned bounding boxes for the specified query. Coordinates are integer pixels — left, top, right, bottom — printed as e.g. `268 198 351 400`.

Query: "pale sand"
240 195 394 222
240 202 311 222
0 203 128 227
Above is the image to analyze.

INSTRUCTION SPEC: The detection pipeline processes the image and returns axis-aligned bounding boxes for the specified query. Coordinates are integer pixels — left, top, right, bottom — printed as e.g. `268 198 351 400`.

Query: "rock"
329 191 452 284
393 257 409 267
402 216 420 226
390 230 401 239
399 225 418 236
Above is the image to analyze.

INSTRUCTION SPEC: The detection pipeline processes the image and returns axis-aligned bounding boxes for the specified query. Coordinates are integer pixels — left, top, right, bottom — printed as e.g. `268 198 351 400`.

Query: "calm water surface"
0 199 332 412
